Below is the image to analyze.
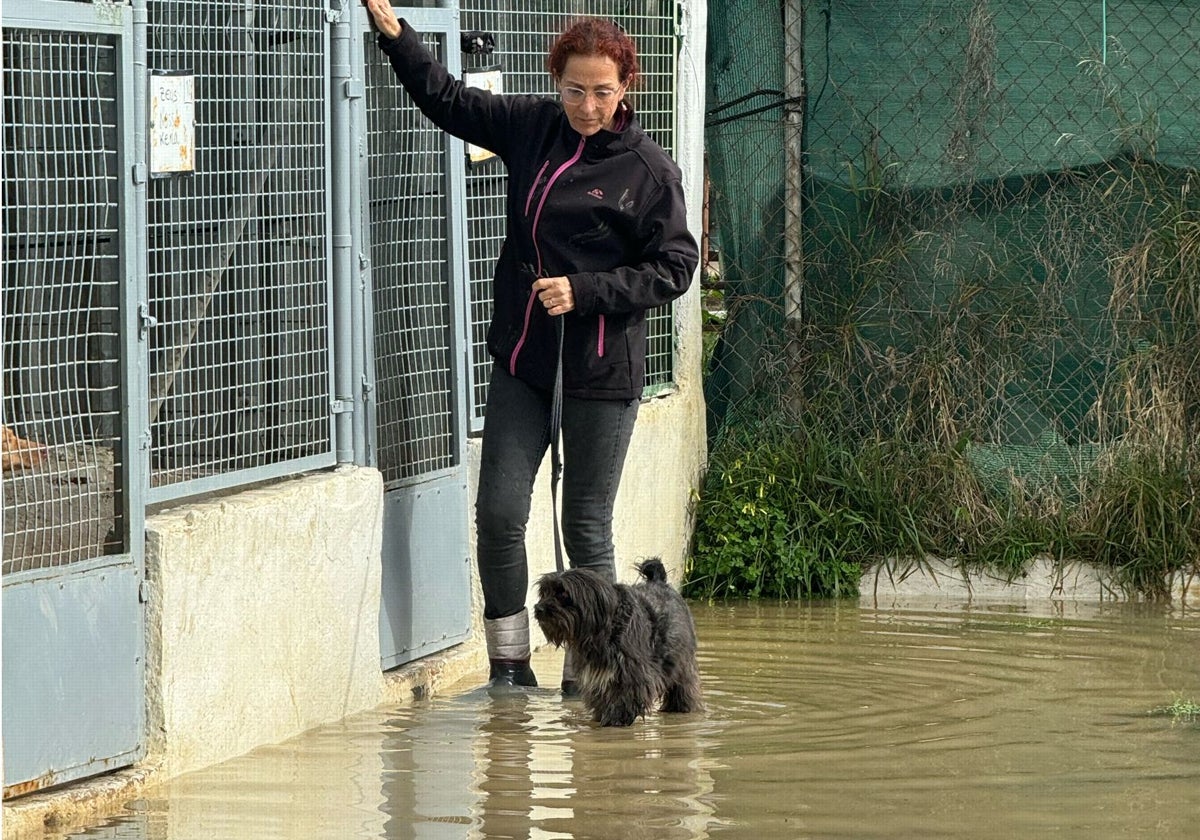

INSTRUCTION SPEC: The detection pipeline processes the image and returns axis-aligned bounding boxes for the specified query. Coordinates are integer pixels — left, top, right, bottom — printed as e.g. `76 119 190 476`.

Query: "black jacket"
379 23 699 400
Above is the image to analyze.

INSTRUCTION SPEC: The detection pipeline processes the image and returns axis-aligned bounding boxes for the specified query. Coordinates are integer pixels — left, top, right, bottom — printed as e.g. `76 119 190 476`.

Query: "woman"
365 2 699 692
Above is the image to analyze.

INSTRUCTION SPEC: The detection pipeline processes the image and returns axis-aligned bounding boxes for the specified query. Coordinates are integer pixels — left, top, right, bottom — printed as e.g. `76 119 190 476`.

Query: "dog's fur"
534 558 702 727
2 425 45 472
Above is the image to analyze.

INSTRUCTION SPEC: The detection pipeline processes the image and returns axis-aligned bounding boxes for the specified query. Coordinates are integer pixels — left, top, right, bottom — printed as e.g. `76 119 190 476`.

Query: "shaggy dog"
533 558 702 727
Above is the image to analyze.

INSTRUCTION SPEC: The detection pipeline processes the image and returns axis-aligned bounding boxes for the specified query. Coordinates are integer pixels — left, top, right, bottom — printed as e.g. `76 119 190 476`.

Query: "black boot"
484 609 538 691
488 659 539 688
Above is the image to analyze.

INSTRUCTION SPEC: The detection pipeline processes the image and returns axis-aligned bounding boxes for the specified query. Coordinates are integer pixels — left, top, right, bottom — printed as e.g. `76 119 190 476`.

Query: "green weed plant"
1149 696 1200 724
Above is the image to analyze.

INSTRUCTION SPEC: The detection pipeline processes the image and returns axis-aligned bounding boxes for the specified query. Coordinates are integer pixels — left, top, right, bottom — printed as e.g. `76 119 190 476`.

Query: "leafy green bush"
685 419 953 600
685 413 1200 601
1077 449 1200 599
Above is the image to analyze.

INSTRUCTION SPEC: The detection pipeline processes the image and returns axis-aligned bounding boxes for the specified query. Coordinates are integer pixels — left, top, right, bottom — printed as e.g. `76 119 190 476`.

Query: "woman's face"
557 54 626 137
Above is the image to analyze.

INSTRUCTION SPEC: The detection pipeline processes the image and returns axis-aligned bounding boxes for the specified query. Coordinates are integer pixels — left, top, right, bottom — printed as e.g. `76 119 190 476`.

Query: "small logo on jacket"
587 188 604 199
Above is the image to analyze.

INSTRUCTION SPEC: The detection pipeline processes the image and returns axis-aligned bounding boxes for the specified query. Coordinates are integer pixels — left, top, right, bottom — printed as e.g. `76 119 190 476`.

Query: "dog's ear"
544 577 573 607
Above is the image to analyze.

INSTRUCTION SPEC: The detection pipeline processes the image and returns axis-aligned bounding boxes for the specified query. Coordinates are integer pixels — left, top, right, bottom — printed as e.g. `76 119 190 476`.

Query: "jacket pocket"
563 313 632 392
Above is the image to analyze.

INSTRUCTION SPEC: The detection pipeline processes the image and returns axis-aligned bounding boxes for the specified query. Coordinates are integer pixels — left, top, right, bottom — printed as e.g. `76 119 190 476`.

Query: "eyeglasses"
559 86 622 106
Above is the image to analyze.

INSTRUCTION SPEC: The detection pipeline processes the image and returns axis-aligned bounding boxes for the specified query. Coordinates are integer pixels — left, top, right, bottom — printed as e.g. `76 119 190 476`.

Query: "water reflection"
379 684 722 839
54 600 1200 840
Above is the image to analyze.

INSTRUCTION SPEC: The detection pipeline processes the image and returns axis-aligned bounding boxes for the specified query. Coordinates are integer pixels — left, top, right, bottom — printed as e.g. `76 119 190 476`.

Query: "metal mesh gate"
359 9 473 669
2 26 126 574
145 0 334 497
363 31 460 484
2 2 146 798
458 0 683 426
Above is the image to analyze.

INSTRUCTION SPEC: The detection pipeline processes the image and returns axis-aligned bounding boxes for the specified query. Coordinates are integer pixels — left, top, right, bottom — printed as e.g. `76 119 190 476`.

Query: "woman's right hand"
363 0 402 40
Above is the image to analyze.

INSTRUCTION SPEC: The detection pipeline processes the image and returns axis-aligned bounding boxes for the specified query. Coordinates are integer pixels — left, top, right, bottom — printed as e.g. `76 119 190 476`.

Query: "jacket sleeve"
377 22 534 163
569 177 699 316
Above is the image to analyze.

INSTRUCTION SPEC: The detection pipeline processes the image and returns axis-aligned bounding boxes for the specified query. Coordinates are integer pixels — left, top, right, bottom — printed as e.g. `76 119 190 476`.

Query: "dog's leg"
561 646 582 697
660 658 703 714
596 692 646 727
578 667 635 726
660 677 702 714
583 658 658 727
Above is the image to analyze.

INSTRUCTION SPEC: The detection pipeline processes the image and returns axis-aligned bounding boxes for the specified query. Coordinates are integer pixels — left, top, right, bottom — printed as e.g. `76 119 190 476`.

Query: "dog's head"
533 568 619 647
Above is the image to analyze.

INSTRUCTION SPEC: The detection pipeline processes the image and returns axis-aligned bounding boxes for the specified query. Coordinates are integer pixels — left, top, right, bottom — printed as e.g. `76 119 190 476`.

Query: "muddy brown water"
55 599 1200 839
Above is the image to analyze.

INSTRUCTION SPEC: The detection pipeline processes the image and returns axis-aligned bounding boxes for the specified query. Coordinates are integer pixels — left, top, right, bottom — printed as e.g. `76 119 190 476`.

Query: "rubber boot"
561 646 581 698
484 609 538 691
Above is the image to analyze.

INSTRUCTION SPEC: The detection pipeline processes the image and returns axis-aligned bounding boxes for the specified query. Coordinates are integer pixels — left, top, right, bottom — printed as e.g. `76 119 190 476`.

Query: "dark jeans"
476 363 639 620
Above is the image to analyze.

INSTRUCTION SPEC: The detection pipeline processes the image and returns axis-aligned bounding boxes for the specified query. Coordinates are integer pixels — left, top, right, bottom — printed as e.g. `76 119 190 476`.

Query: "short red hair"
547 18 640 88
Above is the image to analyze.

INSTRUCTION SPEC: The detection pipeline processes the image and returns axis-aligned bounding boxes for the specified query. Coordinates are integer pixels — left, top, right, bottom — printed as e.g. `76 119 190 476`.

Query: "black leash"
549 316 566 572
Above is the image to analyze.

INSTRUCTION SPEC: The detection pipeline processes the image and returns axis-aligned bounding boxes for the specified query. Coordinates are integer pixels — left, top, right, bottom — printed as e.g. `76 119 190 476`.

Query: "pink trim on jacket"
509 137 586 376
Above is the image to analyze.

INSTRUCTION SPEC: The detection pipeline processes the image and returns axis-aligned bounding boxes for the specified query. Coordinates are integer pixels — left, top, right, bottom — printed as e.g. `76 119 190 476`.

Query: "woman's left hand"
363 0 402 38
533 276 575 316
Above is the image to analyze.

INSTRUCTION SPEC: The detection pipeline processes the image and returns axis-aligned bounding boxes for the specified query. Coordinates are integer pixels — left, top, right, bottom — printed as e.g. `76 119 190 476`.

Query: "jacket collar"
561 102 644 160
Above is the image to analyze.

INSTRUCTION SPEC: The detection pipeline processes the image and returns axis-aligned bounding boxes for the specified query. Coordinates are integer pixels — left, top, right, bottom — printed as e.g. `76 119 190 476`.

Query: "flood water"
57 599 1200 839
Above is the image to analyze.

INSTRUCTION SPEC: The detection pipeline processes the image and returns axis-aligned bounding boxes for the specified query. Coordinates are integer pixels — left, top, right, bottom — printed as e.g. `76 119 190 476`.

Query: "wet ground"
53 599 1200 839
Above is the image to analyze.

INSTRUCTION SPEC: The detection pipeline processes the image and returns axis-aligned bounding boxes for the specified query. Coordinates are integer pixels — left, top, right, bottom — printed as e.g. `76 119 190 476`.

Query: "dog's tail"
636 557 668 583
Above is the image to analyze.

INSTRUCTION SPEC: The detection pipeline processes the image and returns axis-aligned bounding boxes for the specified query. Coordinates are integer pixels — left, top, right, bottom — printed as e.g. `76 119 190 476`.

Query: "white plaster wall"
144 466 385 778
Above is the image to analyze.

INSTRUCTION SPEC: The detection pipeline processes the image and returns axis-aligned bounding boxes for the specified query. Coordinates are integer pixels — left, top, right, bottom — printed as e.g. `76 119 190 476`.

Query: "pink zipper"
597 315 605 357
509 138 586 376
524 160 550 216
530 138 585 276
509 291 539 375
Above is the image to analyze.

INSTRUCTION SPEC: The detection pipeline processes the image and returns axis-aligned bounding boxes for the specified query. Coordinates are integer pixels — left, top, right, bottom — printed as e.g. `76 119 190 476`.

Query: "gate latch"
461 31 495 54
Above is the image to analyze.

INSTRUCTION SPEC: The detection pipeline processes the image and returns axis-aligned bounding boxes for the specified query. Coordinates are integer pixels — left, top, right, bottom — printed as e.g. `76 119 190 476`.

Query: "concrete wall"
143 467 387 778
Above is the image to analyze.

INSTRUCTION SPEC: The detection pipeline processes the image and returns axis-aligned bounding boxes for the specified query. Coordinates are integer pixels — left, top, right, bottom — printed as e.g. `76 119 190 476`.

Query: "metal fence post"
782 0 805 331
330 1 359 464
131 0 150 509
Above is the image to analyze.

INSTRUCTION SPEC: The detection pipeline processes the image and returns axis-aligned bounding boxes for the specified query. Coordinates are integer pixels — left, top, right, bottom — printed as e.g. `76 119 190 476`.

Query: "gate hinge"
330 398 354 415
139 580 151 603
138 302 158 340
344 79 364 100
675 0 692 41
132 162 148 185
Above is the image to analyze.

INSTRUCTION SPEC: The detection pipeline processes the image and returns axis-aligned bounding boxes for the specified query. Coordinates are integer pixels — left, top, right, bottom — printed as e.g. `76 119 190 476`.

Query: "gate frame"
349 4 475 670
1 0 148 797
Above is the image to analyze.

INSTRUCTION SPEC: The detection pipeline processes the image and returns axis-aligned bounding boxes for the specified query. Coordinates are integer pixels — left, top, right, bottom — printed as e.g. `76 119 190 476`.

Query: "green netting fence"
696 0 1200 599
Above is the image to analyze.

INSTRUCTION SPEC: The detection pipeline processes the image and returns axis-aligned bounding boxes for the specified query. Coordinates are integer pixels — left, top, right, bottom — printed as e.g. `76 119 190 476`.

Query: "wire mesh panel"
459 0 683 426
364 31 459 484
708 0 1200 451
145 0 334 497
698 0 1200 597
2 26 125 574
